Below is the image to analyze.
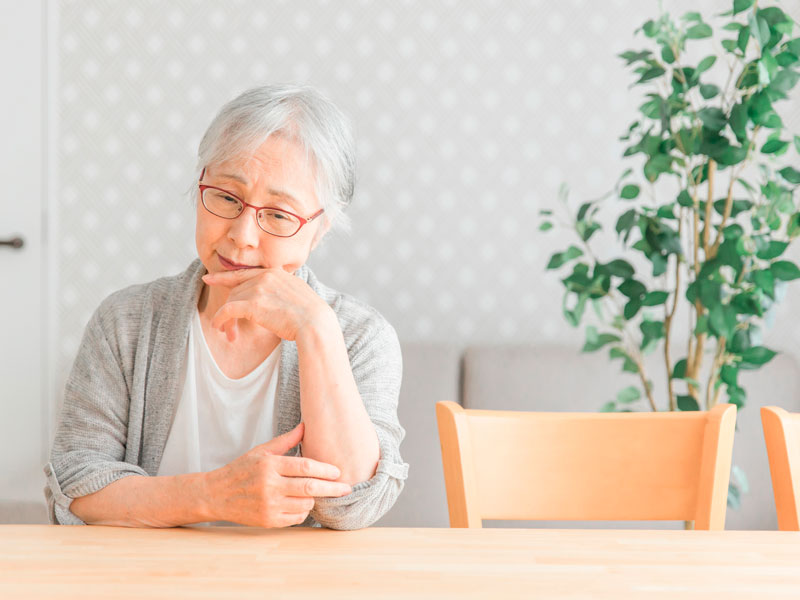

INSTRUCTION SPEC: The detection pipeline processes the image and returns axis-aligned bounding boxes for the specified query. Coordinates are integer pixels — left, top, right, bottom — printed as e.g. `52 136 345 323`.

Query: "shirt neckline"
192 308 281 385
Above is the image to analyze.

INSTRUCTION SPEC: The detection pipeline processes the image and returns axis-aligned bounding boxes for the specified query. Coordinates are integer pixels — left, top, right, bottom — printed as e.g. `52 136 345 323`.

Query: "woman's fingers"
259 423 305 456
222 318 239 342
282 496 316 513
211 300 253 331
282 476 352 498
278 512 311 527
274 454 340 480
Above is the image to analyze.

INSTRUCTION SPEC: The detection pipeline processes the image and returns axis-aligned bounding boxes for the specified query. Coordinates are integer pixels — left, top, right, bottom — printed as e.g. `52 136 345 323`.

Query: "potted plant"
540 0 800 509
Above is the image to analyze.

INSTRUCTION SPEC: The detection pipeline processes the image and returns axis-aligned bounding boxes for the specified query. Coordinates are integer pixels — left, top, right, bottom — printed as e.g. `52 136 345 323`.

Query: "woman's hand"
202 268 333 342
203 422 352 528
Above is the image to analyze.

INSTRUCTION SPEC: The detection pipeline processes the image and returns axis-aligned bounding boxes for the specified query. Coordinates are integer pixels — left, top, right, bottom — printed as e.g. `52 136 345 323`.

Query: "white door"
0 0 47 503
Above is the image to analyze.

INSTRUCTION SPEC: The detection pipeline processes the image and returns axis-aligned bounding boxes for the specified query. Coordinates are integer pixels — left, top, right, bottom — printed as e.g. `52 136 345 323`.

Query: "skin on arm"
204 268 381 486
294 311 381 486
69 423 351 528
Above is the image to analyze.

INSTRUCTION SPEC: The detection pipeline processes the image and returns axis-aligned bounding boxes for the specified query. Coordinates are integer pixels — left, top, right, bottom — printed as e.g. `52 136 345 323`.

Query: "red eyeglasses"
198 168 325 238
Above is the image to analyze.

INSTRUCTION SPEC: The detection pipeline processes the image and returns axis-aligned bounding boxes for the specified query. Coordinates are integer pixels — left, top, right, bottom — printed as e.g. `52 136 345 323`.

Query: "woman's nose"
227 206 263 246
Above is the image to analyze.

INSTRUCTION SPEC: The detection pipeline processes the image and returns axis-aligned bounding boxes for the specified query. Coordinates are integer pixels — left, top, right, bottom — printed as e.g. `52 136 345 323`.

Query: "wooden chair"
436 401 736 530
761 406 800 530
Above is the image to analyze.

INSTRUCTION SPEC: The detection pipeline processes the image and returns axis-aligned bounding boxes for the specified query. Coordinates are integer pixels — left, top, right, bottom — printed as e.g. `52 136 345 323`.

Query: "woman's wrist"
295 306 339 348
194 469 220 523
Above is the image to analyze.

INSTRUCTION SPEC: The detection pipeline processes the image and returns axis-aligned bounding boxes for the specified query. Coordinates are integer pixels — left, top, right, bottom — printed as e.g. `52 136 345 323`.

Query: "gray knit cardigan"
44 258 408 529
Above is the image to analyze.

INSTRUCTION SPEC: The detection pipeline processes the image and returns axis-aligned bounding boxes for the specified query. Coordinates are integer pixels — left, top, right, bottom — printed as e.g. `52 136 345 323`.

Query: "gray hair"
192 83 355 238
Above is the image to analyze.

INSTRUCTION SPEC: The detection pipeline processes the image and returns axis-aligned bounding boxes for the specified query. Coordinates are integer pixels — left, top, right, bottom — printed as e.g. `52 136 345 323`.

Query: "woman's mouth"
218 254 259 270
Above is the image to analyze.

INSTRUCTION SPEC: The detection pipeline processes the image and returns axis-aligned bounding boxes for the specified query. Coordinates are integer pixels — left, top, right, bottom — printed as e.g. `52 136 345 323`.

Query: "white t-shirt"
157 308 281 479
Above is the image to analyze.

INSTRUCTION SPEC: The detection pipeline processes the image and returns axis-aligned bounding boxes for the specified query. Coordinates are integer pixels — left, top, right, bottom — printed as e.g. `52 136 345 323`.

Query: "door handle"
0 236 24 249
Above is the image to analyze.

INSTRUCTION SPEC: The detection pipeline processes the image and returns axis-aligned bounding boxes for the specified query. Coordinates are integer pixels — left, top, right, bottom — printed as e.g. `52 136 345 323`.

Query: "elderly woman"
43 84 407 530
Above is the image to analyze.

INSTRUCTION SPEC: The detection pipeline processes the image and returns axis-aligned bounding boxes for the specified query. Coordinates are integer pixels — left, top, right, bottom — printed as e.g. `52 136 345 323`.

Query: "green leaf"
772 260 800 280
642 19 659 38
620 184 640 199
686 23 713 39
673 359 688 379
643 291 669 306
699 83 720 99
721 364 739 386
769 67 800 95
624 297 642 320
677 395 700 411
599 401 616 413
698 107 727 131
728 103 748 143
776 51 799 67
761 139 789 154
576 220 601 242
759 51 780 86
696 55 717 74
717 145 748 166
682 11 702 22
576 201 592 221
709 304 737 339
677 190 693 207
616 209 638 240
737 26 750 53
617 386 641 404
547 246 584 269
788 213 800 238
563 291 589 327
644 154 672 181
619 279 646 299
637 67 666 83
741 346 777 365
779 167 800 184
539 222 553 232
749 13 770 48
610 347 639 374
748 91 774 125
603 259 635 279
582 326 622 352
756 241 788 260
733 0 754 15
795 135 800 154
713 198 752 217
753 269 776 298
661 44 675 64
618 50 653 64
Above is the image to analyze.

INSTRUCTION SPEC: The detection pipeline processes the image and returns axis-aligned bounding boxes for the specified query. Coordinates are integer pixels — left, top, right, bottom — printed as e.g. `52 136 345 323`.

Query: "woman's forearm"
68 472 212 527
295 313 380 485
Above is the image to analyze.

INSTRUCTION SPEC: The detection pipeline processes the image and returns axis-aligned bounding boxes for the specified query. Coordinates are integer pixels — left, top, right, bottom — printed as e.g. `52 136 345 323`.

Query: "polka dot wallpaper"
55 0 800 388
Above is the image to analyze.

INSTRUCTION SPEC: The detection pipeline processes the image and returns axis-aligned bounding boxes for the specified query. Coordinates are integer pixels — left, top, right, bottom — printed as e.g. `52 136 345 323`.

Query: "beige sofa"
3 343 798 529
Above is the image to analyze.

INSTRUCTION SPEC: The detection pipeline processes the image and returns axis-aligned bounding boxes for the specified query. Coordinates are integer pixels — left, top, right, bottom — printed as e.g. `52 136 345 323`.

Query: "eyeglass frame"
198 167 325 238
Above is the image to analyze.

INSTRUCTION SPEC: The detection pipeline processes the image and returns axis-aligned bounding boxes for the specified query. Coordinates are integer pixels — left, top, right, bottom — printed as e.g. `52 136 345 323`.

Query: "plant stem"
705 336 726 410
710 174 736 258
634 354 658 412
703 159 716 256
664 216 683 412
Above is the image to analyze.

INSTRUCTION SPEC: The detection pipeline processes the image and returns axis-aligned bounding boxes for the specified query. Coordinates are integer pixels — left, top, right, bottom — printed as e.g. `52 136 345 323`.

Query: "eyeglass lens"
202 188 302 237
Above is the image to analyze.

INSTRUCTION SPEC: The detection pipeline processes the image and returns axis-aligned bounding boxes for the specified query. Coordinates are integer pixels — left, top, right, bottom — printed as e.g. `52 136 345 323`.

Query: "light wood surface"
2 526 800 599
436 402 736 529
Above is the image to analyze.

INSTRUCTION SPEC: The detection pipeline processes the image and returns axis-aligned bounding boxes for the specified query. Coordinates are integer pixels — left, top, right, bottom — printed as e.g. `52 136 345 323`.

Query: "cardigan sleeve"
309 318 409 530
43 298 148 525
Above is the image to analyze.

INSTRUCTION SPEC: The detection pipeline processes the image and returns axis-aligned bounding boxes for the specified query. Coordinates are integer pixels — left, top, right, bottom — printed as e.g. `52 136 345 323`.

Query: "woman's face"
195 135 327 276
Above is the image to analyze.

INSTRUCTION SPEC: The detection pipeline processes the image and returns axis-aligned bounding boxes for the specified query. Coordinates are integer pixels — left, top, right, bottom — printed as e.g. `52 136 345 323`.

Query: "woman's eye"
223 196 238 204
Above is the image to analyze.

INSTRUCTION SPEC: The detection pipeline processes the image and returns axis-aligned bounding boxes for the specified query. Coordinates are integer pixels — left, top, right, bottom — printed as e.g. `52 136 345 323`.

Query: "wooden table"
2 526 800 598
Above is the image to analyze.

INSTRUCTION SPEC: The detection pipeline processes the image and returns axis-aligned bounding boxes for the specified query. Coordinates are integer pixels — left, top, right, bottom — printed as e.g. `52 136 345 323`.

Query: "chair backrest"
436 401 737 529
761 406 800 531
